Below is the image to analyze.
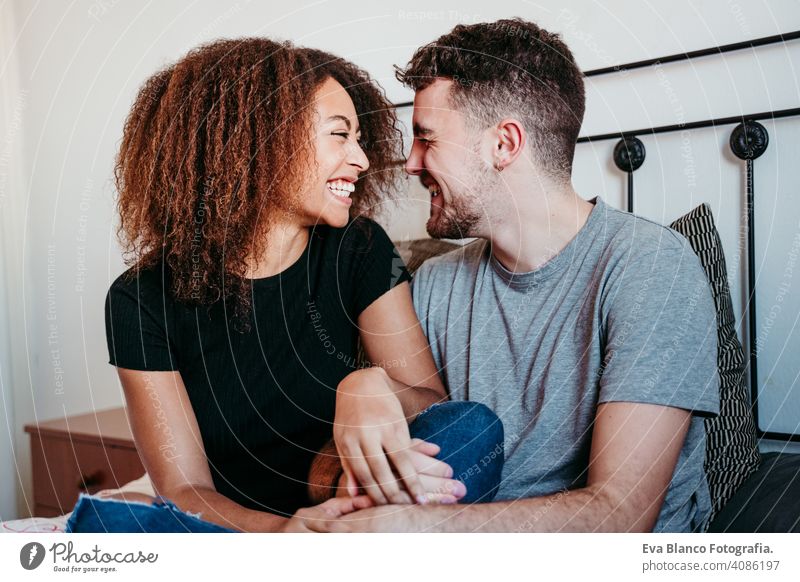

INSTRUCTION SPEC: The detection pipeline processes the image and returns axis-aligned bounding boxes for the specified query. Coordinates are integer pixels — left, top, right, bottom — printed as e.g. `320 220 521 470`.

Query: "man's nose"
405 143 423 176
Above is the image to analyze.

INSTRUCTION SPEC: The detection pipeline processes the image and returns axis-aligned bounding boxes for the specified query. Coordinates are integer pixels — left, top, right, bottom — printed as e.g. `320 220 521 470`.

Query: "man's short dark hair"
396 18 585 181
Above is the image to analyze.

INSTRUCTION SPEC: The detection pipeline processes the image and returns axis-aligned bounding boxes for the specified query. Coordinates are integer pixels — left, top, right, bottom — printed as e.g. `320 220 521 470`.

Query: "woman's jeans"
66 400 504 533
66 494 233 533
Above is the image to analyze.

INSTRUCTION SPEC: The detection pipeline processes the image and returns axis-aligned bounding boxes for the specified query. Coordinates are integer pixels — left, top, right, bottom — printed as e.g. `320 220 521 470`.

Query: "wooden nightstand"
24 407 145 517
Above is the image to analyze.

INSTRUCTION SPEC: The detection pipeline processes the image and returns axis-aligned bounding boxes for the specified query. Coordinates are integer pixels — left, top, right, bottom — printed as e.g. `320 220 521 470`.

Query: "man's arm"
312 400 691 532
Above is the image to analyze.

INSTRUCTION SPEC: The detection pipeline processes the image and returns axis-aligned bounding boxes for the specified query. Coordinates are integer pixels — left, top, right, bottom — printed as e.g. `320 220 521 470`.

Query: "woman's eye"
332 132 349 139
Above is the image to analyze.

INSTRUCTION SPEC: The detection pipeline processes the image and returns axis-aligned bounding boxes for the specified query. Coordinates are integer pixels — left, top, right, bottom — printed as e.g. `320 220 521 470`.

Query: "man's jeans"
408 401 504 504
66 400 504 532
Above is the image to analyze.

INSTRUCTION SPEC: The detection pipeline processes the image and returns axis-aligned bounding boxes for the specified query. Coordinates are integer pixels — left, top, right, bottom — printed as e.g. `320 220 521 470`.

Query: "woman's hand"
334 367 465 505
335 438 466 504
335 367 418 505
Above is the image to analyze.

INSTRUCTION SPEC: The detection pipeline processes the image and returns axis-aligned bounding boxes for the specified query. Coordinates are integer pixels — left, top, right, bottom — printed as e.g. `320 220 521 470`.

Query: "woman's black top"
104 218 411 516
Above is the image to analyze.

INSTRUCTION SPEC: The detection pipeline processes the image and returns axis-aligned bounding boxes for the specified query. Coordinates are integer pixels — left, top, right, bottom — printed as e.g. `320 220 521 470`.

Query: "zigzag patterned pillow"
669 204 761 526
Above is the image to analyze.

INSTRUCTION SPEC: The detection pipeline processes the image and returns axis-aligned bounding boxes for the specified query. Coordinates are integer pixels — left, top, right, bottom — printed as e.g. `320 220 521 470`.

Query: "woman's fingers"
362 442 406 504
418 473 467 500
343 444 389 505
344 468 359 497
336 435 457 505
408 447 454 479
338 445 464 505
410 437 441 457
385 445 427 504
337 456 359 498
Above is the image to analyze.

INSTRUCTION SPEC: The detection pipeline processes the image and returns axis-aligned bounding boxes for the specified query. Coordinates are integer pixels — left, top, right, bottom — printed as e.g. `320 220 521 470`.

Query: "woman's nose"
349 140 369 172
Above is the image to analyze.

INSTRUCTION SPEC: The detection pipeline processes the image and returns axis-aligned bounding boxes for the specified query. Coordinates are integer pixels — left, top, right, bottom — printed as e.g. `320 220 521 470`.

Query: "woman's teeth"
327 180 355 198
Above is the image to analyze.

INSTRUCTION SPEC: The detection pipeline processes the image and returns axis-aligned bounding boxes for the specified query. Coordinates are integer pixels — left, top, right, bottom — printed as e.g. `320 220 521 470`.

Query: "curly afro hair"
114 37 401 321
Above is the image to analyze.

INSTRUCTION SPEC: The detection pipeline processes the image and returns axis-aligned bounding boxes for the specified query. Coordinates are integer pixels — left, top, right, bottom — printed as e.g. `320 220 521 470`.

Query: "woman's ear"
493 118 526 172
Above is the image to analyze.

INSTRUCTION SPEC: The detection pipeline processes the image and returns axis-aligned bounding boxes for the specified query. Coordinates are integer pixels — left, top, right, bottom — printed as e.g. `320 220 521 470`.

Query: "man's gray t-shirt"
411 197 720 532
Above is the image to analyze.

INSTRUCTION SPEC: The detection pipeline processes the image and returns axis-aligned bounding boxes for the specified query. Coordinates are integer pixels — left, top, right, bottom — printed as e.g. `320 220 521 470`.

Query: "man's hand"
282 496 375 533
289 501 445 533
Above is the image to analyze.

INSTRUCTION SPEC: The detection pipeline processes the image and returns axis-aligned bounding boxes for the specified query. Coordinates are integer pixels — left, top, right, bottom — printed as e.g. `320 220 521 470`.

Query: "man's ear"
492 118 526 171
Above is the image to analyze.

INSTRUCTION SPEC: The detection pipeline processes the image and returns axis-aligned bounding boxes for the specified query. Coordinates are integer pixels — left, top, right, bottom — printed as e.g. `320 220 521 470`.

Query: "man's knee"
412 401 503 440
409 401 505 503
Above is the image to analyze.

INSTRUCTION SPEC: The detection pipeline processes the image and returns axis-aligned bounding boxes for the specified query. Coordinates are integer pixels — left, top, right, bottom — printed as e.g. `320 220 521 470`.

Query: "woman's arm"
116 368 287 532
333 281 456 505
356 280 447 416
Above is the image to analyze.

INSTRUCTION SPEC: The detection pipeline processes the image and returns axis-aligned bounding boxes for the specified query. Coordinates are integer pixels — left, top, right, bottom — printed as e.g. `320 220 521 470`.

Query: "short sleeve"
410 260 445 372
598 245 720 416
410 261 432 322
104 267 178 371
347 218 412 316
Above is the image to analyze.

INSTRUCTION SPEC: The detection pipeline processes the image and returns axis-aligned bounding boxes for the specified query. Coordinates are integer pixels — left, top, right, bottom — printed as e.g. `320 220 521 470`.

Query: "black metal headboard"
573 32 799 442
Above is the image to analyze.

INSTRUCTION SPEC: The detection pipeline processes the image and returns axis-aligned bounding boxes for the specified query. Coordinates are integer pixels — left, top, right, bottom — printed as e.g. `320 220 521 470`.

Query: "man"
292 17 720 532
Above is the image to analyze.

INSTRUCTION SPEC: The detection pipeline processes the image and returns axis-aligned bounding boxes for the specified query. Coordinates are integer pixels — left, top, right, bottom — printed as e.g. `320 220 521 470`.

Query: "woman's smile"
326 178 355 206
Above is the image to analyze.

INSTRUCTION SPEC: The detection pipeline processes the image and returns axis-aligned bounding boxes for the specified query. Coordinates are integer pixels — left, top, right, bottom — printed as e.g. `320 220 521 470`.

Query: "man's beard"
426 195 480 239
426 153 496 240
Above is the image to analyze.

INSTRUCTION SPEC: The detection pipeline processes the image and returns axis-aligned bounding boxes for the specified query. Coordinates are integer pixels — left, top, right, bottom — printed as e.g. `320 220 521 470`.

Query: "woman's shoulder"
311 216 393 257
348 215 386 233
316 215 385 237
107 262 170 307
318 217 409 315
110 262 164 288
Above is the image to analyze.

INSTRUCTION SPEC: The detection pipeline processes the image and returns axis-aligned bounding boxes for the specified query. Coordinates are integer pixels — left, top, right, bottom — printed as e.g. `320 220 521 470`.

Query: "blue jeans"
66 494 234 533
409 400 504 504
66 400 504 532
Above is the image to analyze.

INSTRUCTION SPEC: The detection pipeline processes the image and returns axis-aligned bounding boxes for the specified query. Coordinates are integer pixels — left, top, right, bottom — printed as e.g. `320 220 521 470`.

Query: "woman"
102 39 502 533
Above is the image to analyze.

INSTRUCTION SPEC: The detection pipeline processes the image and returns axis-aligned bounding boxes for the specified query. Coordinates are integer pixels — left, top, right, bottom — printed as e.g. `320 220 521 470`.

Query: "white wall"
1 0 31 521
2 0 799 519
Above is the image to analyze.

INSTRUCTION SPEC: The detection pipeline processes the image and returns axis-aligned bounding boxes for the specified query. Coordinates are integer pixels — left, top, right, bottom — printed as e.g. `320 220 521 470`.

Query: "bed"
0 473 155 533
